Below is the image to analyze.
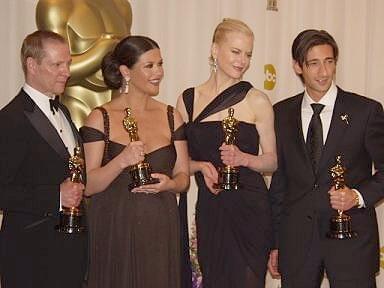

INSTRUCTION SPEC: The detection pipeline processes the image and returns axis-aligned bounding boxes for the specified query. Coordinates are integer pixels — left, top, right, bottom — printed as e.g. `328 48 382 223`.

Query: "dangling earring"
212 58 217 73
119 77 130 94
209 57 218 73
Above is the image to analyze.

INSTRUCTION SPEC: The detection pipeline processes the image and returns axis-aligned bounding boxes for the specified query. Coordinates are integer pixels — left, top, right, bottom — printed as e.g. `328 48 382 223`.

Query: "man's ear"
119 65 130 79
26 57 37 75
293 60 303 76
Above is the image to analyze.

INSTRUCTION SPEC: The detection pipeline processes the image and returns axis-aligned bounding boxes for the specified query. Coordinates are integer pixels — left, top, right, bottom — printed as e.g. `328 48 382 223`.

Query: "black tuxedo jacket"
270 87 384 279
0 89 88 288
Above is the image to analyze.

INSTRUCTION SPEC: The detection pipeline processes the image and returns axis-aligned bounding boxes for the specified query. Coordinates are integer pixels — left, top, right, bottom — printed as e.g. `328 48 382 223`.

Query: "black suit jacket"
0 89 88 288
270 87 384 279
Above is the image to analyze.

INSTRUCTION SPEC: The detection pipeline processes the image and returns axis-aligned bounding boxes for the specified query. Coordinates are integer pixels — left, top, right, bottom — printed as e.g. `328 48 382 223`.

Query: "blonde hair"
20 30 66 75
212 18 254 44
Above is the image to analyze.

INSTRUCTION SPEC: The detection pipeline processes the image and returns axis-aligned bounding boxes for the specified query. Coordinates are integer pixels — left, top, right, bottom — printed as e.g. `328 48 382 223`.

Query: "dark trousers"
281 223 376 288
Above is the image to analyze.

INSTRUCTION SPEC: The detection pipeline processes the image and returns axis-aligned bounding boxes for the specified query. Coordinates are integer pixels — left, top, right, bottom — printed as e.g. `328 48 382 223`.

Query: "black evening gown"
80 106 181 288
182 82 273 288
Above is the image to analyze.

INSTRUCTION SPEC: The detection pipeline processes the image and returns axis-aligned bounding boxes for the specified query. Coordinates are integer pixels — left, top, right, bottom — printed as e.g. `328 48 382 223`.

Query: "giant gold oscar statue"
36 0 132 127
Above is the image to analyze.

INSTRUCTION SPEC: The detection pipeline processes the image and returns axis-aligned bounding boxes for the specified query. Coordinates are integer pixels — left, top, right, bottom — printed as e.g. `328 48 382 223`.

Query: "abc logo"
381 246 384 269
264 64 276 90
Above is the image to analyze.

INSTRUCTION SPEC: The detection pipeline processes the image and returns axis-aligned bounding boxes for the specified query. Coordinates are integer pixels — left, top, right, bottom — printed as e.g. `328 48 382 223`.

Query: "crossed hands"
200 143 247 195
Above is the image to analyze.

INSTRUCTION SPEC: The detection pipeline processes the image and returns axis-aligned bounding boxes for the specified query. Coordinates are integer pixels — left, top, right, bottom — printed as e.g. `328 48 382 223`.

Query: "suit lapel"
22 92 70 161
318 89 349 172
57 101 87 183
58 102 82 147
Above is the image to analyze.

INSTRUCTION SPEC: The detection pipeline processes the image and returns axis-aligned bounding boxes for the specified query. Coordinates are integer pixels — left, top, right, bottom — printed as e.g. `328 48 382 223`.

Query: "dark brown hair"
291 29 339 68
102 35 160 89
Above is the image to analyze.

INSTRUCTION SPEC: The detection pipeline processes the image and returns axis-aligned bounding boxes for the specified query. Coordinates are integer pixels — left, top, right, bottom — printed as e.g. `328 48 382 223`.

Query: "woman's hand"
199 161 221 195
131 173 173 194
219 143 248 167
117 141 145 169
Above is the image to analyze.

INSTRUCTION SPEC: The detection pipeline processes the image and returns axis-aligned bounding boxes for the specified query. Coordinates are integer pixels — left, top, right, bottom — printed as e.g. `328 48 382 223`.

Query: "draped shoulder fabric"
183 81 273 287
80 106 181 288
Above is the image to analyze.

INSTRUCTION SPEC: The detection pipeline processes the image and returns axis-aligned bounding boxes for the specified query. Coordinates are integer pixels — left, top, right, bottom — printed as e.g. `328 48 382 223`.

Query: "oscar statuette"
327 155 357 239
56 146 86 233
214 108 240 190
123 108 159 189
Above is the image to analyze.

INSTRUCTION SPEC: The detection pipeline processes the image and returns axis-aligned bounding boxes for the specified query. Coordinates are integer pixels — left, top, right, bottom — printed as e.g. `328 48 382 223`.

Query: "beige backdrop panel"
1 0 383 287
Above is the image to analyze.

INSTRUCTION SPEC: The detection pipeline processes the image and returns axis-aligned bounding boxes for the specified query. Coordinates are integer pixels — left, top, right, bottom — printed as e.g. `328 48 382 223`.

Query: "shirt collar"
23 83 57 115
302 82 337 112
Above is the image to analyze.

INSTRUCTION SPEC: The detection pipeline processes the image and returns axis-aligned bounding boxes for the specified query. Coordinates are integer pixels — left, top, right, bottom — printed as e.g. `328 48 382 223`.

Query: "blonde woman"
177 19 277 288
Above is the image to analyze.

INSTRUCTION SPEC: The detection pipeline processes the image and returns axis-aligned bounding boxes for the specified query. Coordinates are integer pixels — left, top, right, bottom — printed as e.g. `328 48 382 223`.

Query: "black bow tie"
49 96 60 114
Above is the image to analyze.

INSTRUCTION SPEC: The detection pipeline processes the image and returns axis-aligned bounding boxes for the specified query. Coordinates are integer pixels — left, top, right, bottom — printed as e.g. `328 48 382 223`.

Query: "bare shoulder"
245 87 272 108
195 81 211 97
84 106 106 132
243 88 274 122
172 107 185 128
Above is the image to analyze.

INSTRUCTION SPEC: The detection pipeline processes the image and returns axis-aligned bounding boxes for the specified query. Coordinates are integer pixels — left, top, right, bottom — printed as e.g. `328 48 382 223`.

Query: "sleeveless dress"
183 81 273 288
80 106 181 288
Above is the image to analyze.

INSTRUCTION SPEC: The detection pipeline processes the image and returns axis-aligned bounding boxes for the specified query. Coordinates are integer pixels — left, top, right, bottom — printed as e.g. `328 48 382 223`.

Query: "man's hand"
60 178 84 208
328 185 358 211
268 249 281 278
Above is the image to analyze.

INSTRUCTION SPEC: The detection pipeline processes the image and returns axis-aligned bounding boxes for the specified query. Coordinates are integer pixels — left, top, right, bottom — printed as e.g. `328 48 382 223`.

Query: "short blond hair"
212 18 254 45
20 30 66 75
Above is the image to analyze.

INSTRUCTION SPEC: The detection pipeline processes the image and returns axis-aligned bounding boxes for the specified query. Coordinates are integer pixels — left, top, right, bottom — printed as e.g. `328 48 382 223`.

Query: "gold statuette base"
56 207 86 234
214 166 240 191
128 162 160 189
327 213 357 240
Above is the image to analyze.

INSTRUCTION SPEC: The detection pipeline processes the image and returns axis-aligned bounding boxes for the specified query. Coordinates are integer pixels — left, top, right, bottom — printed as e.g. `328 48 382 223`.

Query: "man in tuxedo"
268 29 384 287
0 30 87 288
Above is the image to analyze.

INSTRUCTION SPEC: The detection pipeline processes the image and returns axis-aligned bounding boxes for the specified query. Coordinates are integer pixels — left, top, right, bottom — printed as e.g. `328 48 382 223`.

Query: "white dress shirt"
301 82 364 207
23 83 77 155
23 84 78 210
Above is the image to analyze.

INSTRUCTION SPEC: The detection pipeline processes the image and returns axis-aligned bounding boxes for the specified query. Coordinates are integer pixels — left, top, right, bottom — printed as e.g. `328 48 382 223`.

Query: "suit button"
314 183 319 189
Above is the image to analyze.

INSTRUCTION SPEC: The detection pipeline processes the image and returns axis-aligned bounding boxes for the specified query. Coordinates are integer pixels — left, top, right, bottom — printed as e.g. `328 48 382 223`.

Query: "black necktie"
307 103 325 172
49 96 60 115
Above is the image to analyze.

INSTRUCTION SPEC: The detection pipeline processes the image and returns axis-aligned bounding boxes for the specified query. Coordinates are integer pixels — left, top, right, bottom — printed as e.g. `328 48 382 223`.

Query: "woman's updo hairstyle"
102 35 160 89
209 18 254 64
212 18 254 45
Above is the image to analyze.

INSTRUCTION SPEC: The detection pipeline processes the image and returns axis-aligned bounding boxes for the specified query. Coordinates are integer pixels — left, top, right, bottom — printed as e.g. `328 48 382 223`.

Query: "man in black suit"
0 30 87 288
268 29 384 287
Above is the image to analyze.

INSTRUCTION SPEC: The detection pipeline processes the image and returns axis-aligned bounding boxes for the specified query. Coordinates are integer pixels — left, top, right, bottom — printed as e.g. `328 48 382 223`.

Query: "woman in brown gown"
176 19 277 288
80 35 189 288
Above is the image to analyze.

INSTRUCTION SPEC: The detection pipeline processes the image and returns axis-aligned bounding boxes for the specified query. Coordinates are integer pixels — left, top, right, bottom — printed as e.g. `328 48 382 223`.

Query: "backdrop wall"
1 1 383 287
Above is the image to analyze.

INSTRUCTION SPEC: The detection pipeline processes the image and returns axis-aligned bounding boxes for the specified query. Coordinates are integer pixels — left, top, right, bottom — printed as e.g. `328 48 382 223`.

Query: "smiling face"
126 48 164 96
26 40 71 97
293 44 336 101
212 31 253 80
